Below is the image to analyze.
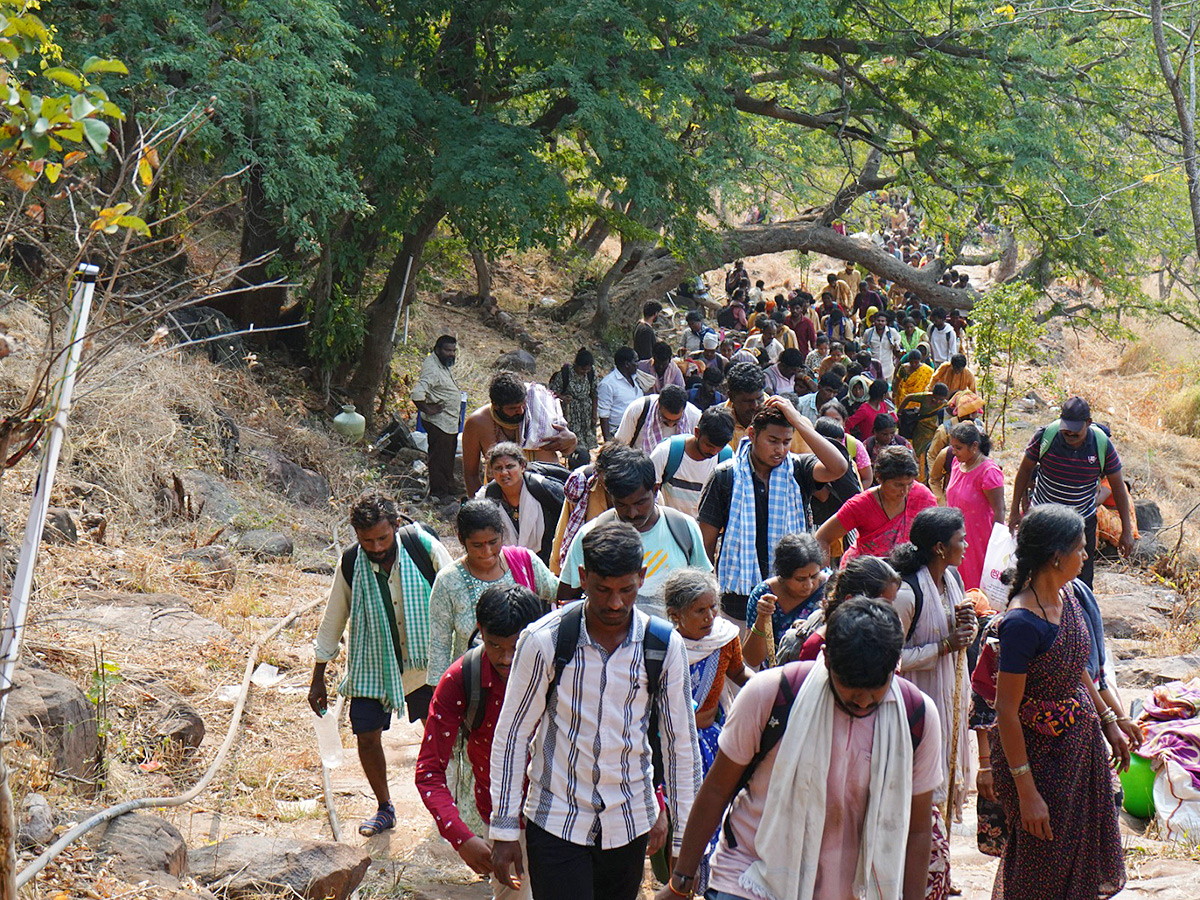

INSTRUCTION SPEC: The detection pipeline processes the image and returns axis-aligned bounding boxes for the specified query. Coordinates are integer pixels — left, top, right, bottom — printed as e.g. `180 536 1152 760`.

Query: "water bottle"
311 710 344 769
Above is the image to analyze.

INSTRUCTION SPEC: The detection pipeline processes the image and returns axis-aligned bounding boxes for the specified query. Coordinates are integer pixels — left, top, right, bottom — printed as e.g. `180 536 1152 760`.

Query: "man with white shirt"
615 385 701 454
743 319 784 365
650 406 735 516
491 521 700 900
863 311 902 381
597 347 643 442
927 308 959 366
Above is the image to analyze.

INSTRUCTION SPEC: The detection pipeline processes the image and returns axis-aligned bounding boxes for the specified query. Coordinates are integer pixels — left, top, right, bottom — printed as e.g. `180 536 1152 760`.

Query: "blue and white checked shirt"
489 604 700 852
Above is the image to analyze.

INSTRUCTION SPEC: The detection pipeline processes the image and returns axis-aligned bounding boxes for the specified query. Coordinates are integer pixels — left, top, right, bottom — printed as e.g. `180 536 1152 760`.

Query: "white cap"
703 332 719 350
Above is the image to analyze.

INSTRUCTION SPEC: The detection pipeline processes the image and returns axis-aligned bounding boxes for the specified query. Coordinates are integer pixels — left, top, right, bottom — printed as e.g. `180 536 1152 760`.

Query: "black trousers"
1081 512 1098 589
721 591 749 626
425 422 459 498
525 820 649 900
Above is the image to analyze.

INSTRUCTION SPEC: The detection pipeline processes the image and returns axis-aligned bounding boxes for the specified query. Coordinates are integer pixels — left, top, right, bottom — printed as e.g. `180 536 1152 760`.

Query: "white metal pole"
390 255 415 344
0 263 98 724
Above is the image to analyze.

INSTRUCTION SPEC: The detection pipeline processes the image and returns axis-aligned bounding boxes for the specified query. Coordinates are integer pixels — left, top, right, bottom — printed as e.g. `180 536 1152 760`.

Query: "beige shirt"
411 354 462 434
314 539 455 693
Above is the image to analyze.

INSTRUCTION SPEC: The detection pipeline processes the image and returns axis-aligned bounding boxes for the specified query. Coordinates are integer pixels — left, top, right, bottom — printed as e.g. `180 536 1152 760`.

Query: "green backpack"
1038 419 1109 466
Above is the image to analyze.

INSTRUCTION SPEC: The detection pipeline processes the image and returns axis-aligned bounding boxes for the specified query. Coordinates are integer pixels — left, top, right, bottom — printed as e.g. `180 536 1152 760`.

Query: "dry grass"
1163 385 1200 438
1119 340 1159 375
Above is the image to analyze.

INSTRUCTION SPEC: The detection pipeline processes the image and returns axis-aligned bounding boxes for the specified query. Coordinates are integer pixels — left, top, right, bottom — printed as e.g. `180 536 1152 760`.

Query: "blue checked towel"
719 438 808 595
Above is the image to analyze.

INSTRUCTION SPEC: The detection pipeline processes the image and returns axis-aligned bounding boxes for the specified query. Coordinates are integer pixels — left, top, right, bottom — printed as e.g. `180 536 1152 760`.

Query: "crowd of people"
312 244 1144 900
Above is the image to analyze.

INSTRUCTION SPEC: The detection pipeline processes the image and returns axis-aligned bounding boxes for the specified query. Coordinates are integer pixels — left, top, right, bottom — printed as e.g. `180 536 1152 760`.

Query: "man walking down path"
655 598 941 900
650 407 736 517
309 491 454 837
616 385 701 455
557 449 711 618
411 334 463 500
416 584 545 900
927 308 959 367
597 347 643 443
1008 396 1133 587
490 522 701 900
698 399 848 628
462 372 578 495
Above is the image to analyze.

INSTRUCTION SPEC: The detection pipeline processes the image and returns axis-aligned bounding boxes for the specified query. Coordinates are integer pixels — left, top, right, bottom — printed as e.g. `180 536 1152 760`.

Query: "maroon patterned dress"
989 593 1124 899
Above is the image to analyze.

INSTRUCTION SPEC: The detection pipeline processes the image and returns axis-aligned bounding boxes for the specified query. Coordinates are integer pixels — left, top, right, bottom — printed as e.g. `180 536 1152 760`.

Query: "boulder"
155 700 206 752
66 592 231 644
495 349 537 372
178 471 242 523
44 507 78 544
262 451 331 507
18 793 55 847
1092 571 1178 639
95 812 187 878
5 665 99 781
1115 655 1200 689
1136 499 1164 534
188 835 370 900
236 529 294 560
164 307 247 368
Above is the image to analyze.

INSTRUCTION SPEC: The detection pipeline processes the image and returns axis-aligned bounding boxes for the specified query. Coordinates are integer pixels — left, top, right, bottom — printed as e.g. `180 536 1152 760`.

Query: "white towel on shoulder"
740 662 913 900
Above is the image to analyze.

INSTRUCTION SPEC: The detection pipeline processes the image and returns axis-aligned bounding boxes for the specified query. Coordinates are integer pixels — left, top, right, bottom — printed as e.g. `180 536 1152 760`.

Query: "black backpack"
722 662 927 849
548 602 674 783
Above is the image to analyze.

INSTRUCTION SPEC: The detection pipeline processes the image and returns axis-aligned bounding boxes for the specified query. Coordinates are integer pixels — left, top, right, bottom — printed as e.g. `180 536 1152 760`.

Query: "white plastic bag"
980 523 1017 611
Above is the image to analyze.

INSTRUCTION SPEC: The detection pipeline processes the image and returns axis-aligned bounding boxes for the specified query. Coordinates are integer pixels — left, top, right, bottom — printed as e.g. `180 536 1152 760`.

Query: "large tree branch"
606 217 972 313
729 90 885 146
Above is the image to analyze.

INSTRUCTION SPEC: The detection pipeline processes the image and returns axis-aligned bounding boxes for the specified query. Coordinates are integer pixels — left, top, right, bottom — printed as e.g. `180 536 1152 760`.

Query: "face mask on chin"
494 407 524 426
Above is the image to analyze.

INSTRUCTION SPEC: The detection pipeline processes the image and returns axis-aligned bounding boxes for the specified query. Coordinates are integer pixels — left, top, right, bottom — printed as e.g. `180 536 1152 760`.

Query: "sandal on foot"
358 803 395 837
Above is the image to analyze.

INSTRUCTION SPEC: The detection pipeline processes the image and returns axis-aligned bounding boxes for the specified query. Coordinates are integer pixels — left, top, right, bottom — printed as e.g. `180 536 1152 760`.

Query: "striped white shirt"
489 603 700 852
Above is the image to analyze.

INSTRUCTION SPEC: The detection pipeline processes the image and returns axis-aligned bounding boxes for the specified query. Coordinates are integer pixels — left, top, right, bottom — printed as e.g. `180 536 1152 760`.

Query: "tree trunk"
347 203 446 422
995 228 1018 282
1152 0 1200 262
471 245 492 299
210 165 293 334
607 217 974 317
591 239 639 335
571 217 611 261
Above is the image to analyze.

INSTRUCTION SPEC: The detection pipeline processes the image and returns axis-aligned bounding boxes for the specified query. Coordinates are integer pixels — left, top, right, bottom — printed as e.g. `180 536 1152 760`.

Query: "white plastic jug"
311 710 344 769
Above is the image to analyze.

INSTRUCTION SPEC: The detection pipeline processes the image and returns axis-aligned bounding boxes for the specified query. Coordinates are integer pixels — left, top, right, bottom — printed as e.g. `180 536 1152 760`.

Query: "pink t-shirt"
836 482 938 564
708 666 943 899
945 457 1005 590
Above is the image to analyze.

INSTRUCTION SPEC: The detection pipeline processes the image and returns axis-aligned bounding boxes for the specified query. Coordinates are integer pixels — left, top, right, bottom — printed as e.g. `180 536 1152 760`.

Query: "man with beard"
463 372 578 495
309 491 455 837
412 335 463 501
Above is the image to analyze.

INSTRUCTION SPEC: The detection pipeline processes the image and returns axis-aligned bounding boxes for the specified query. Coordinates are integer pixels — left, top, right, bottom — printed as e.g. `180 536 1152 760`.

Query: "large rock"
155 699 206 752
18 793 55 847
1092 571 1179 639
495 348 537 372
262 451 331 507
64 592 231 644
178 471 242 523
236 529 294 560
188 835 370 900
1136 499 1164 533
164 307 247 368
95 812 187 878
5 665 99 780
1115 655 1200 689
44 507 78 544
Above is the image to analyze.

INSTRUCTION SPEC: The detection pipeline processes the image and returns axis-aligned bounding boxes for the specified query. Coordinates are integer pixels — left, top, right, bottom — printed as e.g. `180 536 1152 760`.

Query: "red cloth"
845 400 896 441
798 631 825 662
790 316 817 358
835 483 938 564
414 651 506 848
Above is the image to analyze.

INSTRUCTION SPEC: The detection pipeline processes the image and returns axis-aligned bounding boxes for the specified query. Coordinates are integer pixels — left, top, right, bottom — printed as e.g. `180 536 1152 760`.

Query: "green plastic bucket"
1118 753 1156 819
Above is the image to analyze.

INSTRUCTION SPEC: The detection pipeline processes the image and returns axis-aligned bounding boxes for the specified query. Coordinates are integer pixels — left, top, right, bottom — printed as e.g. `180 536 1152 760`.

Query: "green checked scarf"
339 526 436 711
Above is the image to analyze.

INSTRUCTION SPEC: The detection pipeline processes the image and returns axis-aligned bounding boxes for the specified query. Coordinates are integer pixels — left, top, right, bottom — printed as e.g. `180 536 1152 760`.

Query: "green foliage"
306 283 366 374
970 283 1045 446
0 0 125 197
